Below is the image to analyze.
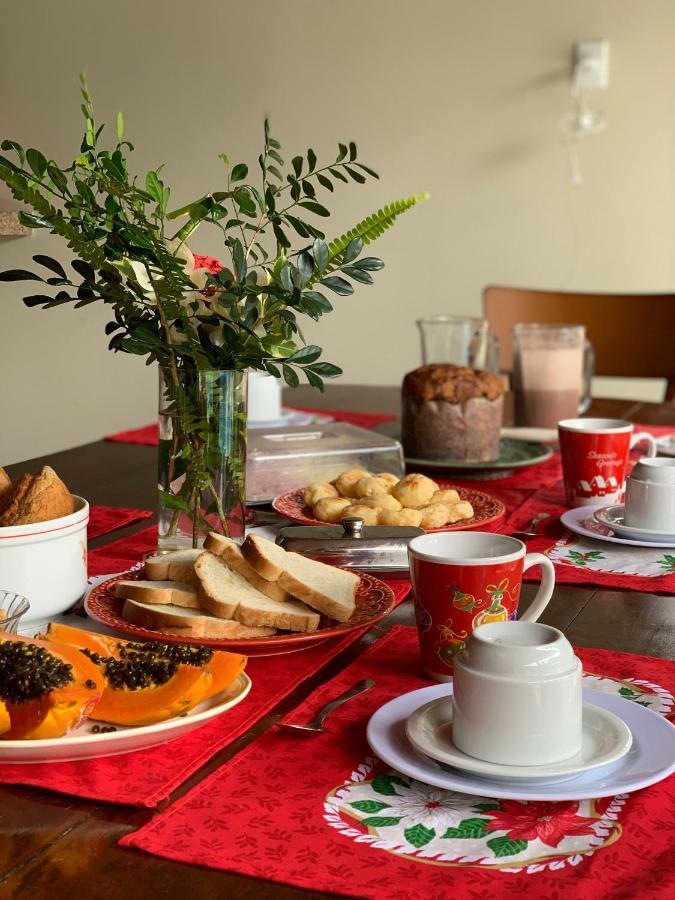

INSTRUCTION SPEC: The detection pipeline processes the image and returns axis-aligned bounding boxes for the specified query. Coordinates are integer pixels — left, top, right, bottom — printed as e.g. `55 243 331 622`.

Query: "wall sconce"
560 40 610 185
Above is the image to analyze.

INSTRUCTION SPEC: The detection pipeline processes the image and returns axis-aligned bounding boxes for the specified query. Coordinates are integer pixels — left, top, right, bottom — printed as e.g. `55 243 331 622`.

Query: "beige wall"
1 0 674 463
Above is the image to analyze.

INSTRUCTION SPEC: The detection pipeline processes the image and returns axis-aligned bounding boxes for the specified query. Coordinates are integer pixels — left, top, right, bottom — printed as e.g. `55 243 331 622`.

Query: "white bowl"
0 496 89 630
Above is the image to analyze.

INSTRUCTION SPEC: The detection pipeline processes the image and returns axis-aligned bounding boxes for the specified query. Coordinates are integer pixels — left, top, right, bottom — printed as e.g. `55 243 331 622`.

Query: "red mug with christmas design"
558 418 656 508
408 532 555 682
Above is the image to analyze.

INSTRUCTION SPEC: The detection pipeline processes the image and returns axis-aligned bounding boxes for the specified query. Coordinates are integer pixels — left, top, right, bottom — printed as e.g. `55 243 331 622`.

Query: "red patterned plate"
85 570 395 657
272 481 505 533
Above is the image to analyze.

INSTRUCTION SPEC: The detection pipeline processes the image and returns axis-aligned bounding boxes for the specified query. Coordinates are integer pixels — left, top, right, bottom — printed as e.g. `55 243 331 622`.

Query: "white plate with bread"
85 534 396 656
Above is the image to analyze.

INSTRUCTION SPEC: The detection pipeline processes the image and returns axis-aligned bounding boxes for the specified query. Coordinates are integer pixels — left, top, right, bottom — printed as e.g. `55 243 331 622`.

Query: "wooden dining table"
1 386 674 899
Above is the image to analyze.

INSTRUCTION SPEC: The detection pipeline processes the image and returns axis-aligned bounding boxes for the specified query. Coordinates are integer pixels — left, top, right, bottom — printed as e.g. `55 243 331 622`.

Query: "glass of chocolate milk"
512 324 592 428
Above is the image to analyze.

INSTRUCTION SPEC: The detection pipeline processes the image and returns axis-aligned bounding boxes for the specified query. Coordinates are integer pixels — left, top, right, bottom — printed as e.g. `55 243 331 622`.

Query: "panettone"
401 364 504 462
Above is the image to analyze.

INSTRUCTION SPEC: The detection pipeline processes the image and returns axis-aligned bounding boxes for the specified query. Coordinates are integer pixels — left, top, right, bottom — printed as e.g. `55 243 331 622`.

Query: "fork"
281 679 375 733
510 512 550 539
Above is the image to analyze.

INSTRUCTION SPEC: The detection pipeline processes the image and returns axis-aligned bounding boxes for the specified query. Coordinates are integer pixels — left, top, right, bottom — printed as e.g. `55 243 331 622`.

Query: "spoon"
281 679 375 733
510 512 550 539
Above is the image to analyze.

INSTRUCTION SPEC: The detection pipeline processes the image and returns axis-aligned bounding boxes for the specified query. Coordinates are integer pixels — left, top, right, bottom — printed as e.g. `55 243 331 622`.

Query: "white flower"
377 782 482 831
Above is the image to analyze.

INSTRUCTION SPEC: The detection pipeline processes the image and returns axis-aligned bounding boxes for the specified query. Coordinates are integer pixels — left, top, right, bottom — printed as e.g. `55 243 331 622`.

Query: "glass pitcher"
417 315 500 371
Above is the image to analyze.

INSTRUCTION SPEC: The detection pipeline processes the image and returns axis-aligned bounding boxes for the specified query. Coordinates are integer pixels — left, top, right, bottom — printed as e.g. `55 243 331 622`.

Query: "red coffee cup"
558 418 656 508
408 531 555 682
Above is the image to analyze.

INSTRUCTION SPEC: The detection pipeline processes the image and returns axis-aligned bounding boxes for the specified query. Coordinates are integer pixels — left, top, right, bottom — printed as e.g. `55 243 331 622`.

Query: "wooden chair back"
483 286 675 401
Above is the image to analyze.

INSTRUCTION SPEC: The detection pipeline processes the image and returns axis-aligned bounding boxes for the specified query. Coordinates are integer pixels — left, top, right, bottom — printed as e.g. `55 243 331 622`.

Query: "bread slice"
234 592 320 633
204 533 292 602
145 549 202 585
241 534 290 581
115 579 198 608
278 553 359 623
195 551 320 632
0 465 73 526
122 598 276 639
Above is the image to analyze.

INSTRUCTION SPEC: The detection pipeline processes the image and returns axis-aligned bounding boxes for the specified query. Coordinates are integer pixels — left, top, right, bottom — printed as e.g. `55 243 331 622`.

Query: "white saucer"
594 505 675 544
367 683 675 801
406 695 631 784
560 505 675 549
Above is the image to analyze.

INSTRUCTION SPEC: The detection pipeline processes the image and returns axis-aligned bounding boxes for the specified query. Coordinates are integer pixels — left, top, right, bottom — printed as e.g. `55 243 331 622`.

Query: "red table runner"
88 505 152 540
105 405 395 445
122 625 675 899
0 581 411 807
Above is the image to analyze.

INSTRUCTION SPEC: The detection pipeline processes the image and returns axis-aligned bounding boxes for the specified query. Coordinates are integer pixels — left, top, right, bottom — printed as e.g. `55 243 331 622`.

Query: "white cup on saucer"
451 620 582 767
624 457 675 532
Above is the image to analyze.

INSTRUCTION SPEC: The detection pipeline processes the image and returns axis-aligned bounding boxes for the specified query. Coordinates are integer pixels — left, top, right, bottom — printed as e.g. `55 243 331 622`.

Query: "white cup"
247 371 282 423
625 457 675 532
451 620 582 766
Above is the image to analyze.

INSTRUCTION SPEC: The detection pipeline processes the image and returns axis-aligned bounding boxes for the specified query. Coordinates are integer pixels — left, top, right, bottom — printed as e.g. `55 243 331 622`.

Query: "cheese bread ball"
418 503 450 529
342 504 380 526
446 500 474 524
373 472 399 490
399 473 439 491
391 474 437 509
430 489 461 508
333 469 371 498
313 497 352 523
353 475 393 499
304 481 339 506
355 494 402 511
378 507 423 527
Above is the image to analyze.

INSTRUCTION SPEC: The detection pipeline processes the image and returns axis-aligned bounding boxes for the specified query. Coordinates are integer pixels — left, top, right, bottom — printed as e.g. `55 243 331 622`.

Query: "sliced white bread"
204 533 292 603
115 579 198 608
241 534 289 581
144 549 202 584
195 551 320 633
122 598 276 639
234 592 320 633
277 553 359 623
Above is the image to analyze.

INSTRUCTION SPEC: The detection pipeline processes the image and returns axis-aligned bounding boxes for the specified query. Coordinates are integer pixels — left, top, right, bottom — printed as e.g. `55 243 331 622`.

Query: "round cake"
401 364 504 462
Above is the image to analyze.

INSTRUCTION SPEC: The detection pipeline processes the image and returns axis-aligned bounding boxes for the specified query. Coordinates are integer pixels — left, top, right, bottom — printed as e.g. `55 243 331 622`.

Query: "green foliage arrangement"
0 77 426 546
0 75 426 391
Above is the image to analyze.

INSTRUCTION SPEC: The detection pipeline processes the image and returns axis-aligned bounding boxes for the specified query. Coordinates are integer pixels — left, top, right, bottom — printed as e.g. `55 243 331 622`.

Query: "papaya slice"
43 624 247 726
0 635 103 739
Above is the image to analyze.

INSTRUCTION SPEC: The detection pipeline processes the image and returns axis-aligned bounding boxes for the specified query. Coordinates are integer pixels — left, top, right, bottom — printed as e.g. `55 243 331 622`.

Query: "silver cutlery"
281 679 375 733
510 512 550 539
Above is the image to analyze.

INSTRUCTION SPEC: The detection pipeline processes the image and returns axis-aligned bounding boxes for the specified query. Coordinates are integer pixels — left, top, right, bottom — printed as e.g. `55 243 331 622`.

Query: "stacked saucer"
367 622 675 800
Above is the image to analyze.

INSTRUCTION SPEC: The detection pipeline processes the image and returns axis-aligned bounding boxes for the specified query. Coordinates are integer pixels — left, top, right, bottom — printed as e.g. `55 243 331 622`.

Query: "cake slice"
204 533 292 602
145 549 202 585
277 553 359 623
241 534 289 581
115 579 198 608
195 551 320 633
122 598 275 639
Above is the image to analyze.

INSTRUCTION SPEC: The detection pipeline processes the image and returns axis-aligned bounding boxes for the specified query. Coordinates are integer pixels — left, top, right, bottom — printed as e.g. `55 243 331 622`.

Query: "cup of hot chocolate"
558 418 657 508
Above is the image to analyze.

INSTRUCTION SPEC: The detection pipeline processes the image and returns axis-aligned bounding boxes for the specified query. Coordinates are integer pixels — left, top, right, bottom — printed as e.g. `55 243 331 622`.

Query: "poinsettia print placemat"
506 483 675 593
121 626 675 898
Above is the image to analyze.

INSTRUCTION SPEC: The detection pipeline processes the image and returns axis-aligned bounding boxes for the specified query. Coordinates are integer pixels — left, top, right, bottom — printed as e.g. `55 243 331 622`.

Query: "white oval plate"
561 505 675 549
594 505 675 544
367 683 675 801
406 695 631 783
0 672 251 764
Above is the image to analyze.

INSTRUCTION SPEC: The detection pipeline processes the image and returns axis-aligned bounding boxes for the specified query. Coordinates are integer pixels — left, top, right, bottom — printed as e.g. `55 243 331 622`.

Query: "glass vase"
157 366 247 550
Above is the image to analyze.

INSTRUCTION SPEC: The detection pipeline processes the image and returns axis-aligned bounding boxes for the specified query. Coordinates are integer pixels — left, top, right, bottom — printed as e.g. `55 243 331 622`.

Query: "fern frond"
325 193 428 271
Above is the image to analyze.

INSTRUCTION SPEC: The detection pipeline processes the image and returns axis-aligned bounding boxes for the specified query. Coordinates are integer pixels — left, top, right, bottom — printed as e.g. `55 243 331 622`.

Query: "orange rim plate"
85 570 396 657
272 482 506 533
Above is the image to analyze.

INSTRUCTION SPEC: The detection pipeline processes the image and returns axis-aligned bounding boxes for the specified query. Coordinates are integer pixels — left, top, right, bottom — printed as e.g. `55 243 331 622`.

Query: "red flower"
193 254 223 274
486 800 597 848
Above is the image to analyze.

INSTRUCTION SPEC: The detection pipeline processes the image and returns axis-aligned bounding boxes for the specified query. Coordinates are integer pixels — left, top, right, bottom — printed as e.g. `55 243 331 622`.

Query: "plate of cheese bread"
273 469 505 532
85 533 395 656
